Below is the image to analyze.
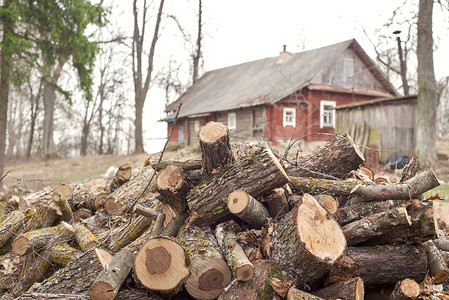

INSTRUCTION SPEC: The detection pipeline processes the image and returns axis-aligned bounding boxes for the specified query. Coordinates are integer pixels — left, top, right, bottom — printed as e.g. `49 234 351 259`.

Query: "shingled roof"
165 39 396 119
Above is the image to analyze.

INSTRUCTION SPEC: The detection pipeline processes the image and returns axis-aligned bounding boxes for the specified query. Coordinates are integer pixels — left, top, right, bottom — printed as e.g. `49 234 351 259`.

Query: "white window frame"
320 100 336 128
228 112 236 130
283 107 296 127
194 120 200 132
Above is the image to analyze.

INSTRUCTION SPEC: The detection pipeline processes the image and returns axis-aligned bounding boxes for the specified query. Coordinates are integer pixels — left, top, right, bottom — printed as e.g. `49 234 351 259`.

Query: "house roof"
336 94 417 110
165 39 397 119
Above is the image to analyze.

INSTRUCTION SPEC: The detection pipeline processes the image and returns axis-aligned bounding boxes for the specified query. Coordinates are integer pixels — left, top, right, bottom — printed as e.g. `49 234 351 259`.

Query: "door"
178 121 184 144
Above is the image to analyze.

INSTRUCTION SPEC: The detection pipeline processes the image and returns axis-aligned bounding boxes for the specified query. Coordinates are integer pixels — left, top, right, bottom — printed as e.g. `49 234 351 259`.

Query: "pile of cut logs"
1 121 447 300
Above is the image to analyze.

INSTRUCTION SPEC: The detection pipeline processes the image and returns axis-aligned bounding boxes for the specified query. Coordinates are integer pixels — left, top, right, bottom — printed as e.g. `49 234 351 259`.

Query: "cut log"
388 278 420 300
265 188 290 219
91 192 111 211
73 208 92 222
287 287 325 300
90 249 134 300
422 240 449 284
400 156 420 183
348 168 440 204
314 194 339 214
216 222 254 281
16 293 90 299
217 259 288 300
11 252 53 296
156 165 189 213
0 210 25 248
109 163 132 193
52 192 73 222
227 190 270 228
21 204 57 233
47 243 82 266
108 215 152 252
133 236 191 293
70 185 107 212
133 203 158 219
433 237 449 251
181 226 232 300
326 245 427 286
150 213 166 238
28 248 112 294
271 194 346 288
335 200 405 226
104 166 156 215
54 183 73 197
158 210 188 237
285 133 364 179
198 121 235 178
148 156 202 172
74 223 98 251
0 201 7 221
342 206 412 246
312 277 364 300
188 147 289 226
289 176 358 197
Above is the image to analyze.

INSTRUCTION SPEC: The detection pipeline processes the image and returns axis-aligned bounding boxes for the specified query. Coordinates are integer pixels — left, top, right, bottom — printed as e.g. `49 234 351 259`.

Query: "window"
228 112 236 130
194 120 200 132
320 100 336 128
283 107 296 127
344 58 354 77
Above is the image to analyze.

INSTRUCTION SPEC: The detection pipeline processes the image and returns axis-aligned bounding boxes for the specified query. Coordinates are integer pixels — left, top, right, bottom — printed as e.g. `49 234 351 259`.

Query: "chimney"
276 44 291 64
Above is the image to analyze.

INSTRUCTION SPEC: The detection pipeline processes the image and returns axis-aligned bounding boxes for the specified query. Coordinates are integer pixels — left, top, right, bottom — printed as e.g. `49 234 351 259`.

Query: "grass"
426 184 449 202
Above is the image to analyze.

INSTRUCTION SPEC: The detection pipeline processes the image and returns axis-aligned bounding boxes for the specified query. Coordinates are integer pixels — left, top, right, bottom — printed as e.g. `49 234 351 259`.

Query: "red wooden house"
163 39 397 146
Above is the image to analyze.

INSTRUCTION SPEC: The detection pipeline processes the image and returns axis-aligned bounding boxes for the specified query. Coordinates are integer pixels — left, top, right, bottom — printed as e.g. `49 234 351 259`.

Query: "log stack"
1 121 447 300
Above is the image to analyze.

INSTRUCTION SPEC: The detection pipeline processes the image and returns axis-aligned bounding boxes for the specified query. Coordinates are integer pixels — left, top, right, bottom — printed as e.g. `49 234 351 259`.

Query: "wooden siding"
186 117 207 146
335 97 417 162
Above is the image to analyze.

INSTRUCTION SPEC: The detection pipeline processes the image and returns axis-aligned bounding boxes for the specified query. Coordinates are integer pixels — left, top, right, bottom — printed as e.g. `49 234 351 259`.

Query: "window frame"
228 112 236 130
283 107 296 127
320 100 336 128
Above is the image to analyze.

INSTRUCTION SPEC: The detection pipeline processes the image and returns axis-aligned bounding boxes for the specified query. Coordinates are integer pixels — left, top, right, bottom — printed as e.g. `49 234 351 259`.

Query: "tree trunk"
388 278 420 300
313 277 364 300
416 0 437 167
271 194 346 288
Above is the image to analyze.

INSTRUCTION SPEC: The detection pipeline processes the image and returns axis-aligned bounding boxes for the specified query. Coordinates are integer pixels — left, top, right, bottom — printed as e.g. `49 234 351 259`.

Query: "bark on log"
74 223 98 251
388 278 420 300
348 168 440 204
109 164 132 193
422 240 449 284
0 210 25 248
286 133 364 179
156 165 189 213
148 156 202 172
70 185 107 212
52 192 73 222
133 236 191 293
287 287 325 300
47 243 82 266
73 208 92 222
327 245 427 286
20 204 57 233
199 121 235 178
271 194 346 288
335 200 405 226
215 222 254 281
90 249 134 300
108 215 152 252
312 277 364 300
104 166 156 215
227 190 270 228
265 188 290 219
0 252 22 292
188 147 289 226
289 176 358 197
181 226 232 300
0 201 7 221
133 203 158 219
158 210 188 237
400 157 420 183
217 259 287 300
342 206 412 246
16 293 90 299
433 237 449 251
150 213 166 238
28 248 111 294
314 194 339 214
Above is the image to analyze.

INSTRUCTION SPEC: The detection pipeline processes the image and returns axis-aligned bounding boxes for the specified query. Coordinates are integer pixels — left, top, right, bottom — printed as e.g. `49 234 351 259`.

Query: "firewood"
12 221 74 256
108 215 152 252
335 199 404 226
148 156 202 172
0 210 25 248
158 210 188 237
227 190 270 228
400 156 420 182
16 293 90 299
70 185 106 212
422 240 449 284
52 192 73 222
388 278 420 300
312 277 364 300
359 166 374 181
314 194 339 214
327 245 427 286
133 203 158 219
156 165 189 213
342 206 412 246
47 243 82 266
265 188 290 219
104 166 155 215
109 163 132 193
289 176 358 197
90 249 134 300
216 222 254 281
287 287 324 300
28 248 112 294
271 194 346 288
73 208 92 222
0 252 22 292
217 259 288 300
188 147 289 226
433 237 449 251
74 223 98 251
181 226 232 299
285 133 364 179
20 204 57 233
150 213 166 238
133 236 191 293
54 183 73 197
348 168 440 204
0 200 7 221
91 192 111 211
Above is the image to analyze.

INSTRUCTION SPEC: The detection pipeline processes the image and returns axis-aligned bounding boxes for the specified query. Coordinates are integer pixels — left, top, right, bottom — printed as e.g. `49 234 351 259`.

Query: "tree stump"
271 194 346 288
388 278 420 300
198 121 234 178
227 190 270 228
312 277 364 300
133 236 191 293
156 165 189 213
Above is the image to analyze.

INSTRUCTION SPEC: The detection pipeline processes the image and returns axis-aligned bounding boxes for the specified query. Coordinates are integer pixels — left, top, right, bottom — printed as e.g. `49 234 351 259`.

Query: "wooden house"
163 39 398 146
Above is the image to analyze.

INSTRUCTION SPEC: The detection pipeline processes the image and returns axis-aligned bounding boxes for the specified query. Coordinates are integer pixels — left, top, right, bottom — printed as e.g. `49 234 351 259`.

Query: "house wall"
167 119 186 145
335 98 417 162
186 117 208 146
